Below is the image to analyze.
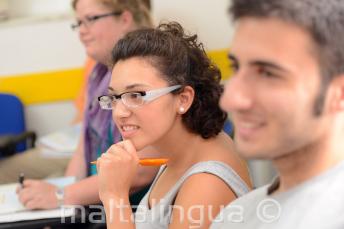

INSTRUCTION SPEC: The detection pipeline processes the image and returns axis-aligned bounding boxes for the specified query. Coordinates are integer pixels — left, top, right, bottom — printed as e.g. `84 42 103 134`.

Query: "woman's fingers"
103 141 139 163
117 140 137 156
96 140 140 200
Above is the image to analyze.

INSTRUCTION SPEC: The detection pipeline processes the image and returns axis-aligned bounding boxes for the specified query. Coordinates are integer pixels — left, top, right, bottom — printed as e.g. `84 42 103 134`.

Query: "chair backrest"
0 93 26 152
0 93 26 135
223 119 234 138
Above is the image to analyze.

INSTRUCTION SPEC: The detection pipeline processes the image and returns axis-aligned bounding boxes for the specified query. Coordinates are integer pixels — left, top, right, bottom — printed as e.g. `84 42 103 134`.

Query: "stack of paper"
37 124 81 158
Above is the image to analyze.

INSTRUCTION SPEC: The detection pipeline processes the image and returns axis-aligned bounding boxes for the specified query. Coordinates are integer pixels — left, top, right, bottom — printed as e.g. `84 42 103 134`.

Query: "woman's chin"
122 137 146 151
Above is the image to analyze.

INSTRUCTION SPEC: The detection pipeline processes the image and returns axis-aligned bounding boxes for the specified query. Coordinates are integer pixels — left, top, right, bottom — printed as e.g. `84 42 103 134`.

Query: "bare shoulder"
205 133 252 188
168 173 237 228
175 172 237 206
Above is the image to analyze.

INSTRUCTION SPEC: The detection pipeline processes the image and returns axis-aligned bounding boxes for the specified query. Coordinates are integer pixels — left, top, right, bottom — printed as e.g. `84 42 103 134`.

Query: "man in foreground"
212 0 344 228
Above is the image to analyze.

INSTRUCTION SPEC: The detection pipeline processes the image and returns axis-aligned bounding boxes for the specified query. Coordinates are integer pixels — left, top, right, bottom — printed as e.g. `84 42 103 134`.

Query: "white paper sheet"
0 207 75 223
37 124 81 158
0 176 76 223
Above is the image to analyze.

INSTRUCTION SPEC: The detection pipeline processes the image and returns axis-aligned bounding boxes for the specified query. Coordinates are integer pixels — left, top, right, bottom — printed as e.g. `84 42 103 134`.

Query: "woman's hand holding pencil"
96 140 166 201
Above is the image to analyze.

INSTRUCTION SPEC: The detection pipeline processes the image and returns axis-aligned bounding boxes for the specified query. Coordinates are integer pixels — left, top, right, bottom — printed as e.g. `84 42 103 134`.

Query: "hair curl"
111 22 227 139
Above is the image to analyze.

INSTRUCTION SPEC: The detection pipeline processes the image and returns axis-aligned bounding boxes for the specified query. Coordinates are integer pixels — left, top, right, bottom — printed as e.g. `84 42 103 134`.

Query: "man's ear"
177 86 194 114
329 74 344 112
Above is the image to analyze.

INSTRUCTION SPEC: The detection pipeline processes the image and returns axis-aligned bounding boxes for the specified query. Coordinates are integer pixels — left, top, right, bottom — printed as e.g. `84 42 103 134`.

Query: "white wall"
152 0 234 50
26 102 77 136
0 18 85 76
8 0 72 18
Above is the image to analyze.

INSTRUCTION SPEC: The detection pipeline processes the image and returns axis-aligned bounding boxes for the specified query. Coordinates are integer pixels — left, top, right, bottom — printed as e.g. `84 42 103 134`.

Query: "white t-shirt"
211 160 344 229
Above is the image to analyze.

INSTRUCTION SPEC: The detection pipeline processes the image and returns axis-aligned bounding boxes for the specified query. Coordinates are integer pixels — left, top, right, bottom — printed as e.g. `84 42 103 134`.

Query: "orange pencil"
90 158 168 166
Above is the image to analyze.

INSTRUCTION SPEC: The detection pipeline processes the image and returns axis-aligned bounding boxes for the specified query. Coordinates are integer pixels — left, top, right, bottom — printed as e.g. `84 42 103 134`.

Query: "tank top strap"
161 161 250 204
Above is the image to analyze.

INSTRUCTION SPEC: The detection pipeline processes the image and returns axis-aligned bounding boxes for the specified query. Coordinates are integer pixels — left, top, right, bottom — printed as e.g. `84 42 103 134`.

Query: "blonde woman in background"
17 0 159 211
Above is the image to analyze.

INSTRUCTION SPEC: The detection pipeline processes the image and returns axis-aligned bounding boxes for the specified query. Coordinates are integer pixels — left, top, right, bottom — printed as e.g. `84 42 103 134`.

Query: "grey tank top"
134 160 250 228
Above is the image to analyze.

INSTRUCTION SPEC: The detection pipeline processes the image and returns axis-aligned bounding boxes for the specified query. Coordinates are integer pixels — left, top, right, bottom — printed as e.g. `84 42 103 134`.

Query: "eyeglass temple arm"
143 85 181 102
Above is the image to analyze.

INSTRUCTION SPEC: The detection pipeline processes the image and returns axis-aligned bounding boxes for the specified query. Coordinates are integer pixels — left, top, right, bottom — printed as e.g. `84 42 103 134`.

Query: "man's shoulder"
211 162 344 229
231 184 270 205
210 185 271 229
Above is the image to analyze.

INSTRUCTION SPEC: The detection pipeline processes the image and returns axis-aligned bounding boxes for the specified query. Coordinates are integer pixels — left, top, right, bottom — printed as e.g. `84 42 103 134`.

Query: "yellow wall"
207 49 231 80
0 68 83 105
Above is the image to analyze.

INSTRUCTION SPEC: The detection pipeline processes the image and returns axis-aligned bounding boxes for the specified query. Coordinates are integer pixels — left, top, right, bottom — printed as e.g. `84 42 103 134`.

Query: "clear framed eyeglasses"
98 85 182 110
71 11 122 30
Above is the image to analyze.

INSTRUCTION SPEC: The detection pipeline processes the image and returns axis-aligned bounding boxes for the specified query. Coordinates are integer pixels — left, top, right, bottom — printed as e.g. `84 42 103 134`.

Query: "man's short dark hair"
229 0 344 115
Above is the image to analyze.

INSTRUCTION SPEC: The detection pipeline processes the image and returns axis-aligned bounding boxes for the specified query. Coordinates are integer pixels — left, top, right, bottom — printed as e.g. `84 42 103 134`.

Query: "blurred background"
0 0 276 187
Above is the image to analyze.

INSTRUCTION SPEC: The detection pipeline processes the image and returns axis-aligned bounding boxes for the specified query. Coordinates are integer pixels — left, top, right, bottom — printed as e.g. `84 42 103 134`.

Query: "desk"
0 147 70 184
0 217 82 229
0 207 106 229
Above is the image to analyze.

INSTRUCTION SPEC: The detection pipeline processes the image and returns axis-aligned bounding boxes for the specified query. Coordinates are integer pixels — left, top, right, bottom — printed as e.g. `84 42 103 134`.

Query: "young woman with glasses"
96 22 252 229
17 0 159 211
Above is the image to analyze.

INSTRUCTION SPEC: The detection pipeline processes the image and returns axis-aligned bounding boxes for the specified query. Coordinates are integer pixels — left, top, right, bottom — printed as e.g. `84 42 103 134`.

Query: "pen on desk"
90 158 169 166
19 172 25 189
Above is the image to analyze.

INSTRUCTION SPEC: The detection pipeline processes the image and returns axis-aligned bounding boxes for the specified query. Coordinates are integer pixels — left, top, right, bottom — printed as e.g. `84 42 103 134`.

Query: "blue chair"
0 93 36 158
224 119 234 138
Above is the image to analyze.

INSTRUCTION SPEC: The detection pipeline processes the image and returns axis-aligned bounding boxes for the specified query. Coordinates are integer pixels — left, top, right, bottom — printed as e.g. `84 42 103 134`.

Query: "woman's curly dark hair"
111 21 227 139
